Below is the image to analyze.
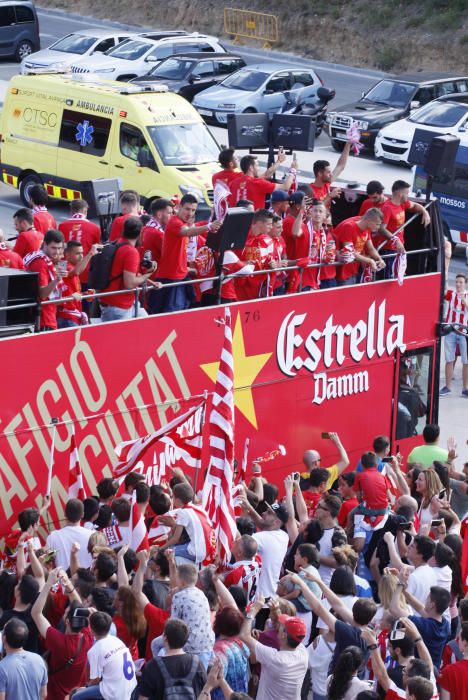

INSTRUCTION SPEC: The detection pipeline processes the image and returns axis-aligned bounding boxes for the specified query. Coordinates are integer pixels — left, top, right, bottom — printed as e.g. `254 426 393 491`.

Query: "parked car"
375 94 468 165
325 72 468 152
71 33 226 81
192 62 323 125
0 0 40 61
130 52 246 102
21 28 137 74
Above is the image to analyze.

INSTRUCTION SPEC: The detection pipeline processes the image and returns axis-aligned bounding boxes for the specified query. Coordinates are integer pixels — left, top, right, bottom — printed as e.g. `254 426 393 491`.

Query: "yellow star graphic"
200 313 271 430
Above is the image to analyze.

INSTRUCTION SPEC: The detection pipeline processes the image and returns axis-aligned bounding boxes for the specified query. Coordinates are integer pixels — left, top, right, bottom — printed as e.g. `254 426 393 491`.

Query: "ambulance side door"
57 108 111 184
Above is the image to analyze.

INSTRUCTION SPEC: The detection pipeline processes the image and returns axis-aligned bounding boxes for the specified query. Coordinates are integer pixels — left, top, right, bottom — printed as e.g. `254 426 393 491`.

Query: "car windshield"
363 80 415 108
409 101 468 127
220 69 269 91
147 123 219 165
149 58 194 79
106 40 152 60
49 34 98 55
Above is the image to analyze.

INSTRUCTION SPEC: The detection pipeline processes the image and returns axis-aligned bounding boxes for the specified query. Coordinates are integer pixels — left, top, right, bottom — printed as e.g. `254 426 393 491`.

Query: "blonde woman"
415 468 443 532
374 571 409 625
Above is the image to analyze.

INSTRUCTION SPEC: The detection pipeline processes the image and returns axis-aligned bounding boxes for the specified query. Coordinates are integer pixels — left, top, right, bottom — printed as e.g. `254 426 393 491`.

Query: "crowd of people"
0 141 435 330
0 426 467 700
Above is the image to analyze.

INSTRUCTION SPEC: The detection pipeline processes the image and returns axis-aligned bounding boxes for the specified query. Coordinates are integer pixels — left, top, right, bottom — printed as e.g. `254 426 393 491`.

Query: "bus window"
396 348 433 439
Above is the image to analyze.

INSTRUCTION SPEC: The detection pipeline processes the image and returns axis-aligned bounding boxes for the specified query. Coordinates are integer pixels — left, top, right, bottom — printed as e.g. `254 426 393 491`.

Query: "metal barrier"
224 7 279 48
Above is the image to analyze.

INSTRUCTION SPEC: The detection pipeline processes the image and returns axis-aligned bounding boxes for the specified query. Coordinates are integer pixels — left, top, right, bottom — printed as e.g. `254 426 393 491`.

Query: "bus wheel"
19 173 43 207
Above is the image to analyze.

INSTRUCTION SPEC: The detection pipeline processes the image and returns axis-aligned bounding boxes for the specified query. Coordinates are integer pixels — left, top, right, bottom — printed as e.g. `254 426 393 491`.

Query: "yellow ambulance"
0 73 220 214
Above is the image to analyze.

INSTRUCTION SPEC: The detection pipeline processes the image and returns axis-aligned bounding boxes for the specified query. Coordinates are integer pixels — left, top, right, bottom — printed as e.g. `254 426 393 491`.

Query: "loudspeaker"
0 268 38 327
82 178 123 218
425 134 460 181
206 207 254 253
408 128 435 167
227 113 270 149
271 114 315 151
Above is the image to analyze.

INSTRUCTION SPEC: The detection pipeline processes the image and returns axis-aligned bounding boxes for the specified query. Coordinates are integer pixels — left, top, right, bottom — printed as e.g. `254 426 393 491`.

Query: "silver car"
192 62 323 125
21 29 136 74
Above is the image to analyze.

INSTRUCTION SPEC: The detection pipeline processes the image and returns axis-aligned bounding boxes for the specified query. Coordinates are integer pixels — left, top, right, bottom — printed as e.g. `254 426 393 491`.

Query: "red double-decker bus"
0 192 445 530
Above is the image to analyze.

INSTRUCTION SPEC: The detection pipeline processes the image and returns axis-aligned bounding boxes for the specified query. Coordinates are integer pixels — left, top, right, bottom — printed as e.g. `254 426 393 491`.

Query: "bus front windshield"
147 123 219 165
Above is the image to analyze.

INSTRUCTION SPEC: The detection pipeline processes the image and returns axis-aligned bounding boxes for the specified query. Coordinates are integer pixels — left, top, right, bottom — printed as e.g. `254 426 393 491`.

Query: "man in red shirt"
211 147 240 189
334 208 385 285
310 141 352 206
359 180 387 215
154 194 221 313
24 229 65 331
140 198 174 266
439 622 468 700
229 153 295 210
109 190 141 241
58 199 101 285
100 217 160 323
57 240 100 328
12 208 44 258
29 184 57 233
0 241 24 269
236 209 275 300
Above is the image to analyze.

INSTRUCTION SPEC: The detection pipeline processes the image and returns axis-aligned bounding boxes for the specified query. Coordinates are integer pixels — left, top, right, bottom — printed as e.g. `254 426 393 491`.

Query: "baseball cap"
289 191 305 205
271 190 290 203
269 502 289 524
278 614 307 642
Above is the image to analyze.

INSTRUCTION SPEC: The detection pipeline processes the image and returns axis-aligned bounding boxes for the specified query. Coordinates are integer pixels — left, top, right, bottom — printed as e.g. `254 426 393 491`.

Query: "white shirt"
88 635 136 700
46 524 92 569
317 594 359 630
308 635 335 694
407 564 438 610
253 529 289 598
327 675 373 699
433 564 452 622
254 641 308 700
318 527 335 585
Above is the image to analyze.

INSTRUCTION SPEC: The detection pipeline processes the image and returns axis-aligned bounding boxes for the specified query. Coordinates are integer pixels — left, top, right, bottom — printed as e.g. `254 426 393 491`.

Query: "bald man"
299 432 350 496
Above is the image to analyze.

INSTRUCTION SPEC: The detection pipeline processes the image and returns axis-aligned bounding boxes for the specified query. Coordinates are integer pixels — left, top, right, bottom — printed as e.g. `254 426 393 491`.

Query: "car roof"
159 52 242 60
436 93 468 105
390 72 468 85
59 29 134 38
237 63 314 72
136 31 189 40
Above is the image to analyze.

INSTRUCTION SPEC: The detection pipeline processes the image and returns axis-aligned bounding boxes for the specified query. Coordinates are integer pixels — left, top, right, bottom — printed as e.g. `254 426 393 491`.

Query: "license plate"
332 131 348 141
216 112 228 123
382 151 402 161
197 109 212 117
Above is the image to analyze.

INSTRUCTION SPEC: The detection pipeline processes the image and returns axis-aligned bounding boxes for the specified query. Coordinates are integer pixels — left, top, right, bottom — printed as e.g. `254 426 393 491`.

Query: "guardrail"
224 7 279 48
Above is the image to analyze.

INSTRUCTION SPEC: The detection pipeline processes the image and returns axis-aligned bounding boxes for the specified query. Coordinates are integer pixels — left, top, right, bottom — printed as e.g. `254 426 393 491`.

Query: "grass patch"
460 34 468 44
426 8 462 31
375 45 401 71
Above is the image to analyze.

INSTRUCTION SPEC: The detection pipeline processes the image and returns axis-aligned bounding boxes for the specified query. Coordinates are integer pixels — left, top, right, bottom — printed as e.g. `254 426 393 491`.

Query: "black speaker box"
82 178 122 218
206 207 254 252
425 134 460 181
0 268 38 327
408 128 435 167
227 113 270 149
271 114 315 151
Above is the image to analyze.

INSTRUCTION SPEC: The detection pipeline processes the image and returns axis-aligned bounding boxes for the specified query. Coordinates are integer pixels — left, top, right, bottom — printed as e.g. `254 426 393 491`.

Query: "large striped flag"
202 308 237 564
68 429 86 501
112 402 205 479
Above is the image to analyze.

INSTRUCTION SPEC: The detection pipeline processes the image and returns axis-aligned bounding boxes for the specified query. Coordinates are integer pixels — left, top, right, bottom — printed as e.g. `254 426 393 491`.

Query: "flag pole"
193 391 208 495
46 417 59 497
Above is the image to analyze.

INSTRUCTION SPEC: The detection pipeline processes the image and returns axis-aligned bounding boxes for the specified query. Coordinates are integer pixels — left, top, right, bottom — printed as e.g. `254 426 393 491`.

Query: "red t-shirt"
113 614 139 660
334 216 371 281
140 222 164 265
45 626 93 700
33 208 57 234
379 199 411 248
144 602 170 660
293 223 319 289
59 216 101 283
229 174 276 210
438 659 468 700
13 228 44 258
25 255 58 329
301 491 321 518
0 245 24 269
309 181 331 205
354 468 390 510
109 214 132 242
236 231 274 300
358 197 387 216
57 264 83 324
337 497 359 528
102 240 140 309
212 169 240 189
157 215 190 280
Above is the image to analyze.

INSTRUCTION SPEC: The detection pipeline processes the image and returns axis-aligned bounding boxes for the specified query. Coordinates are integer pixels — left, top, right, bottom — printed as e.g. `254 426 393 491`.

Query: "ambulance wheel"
19 173 43 207
15 40 33 62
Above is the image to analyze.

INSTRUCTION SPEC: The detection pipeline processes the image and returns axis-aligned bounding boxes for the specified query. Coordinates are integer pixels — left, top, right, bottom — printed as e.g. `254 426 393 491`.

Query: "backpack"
153 654 199 699
88 242 128 290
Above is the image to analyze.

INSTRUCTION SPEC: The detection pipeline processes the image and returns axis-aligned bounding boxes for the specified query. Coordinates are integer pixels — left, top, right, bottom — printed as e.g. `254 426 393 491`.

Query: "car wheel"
243 108 257 113
331 139 345 152
19 173 43 207
15 40 33 62
315 126 322 137
117 75 137 82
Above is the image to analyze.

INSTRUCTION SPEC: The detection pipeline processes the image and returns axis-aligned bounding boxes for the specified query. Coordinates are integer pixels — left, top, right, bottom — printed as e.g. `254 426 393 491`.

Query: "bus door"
391 343 437 459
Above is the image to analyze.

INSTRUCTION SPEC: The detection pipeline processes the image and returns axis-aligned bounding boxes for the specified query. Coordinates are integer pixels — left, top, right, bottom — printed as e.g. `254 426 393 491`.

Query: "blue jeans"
320 278 337 289
58 318 80 329
172 543 196 562
100 303 147 323
72 686 104 699
150 277 195 314
337 275 357 286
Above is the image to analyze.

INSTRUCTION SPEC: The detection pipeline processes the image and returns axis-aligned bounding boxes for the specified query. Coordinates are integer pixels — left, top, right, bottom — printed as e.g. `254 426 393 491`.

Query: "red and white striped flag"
112 402 204 479
202 308 237 564
127 492 149 552
68 430 86 501
213 179 231 221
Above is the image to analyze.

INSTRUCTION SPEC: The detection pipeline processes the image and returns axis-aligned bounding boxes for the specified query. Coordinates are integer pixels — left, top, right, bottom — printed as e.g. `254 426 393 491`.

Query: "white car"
71 33 226 82
375 94 468 165
21 29 136 74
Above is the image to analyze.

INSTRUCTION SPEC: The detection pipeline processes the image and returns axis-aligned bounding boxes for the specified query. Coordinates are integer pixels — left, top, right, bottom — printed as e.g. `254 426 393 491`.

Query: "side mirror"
263 88 274 95
410 100 420 110
145 55 158 63
459 123 467 132
189 75 202 83
137 147 156 170
361 91 366 98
